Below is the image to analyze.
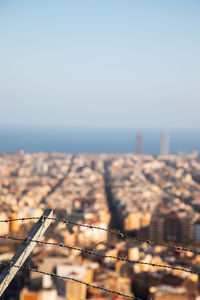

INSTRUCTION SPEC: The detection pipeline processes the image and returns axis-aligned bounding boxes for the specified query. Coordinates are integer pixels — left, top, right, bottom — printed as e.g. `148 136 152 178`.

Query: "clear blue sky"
0 0 200 128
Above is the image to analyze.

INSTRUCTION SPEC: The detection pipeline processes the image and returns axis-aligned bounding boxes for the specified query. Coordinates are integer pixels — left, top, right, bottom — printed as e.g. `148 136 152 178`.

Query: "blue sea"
0 127 199 155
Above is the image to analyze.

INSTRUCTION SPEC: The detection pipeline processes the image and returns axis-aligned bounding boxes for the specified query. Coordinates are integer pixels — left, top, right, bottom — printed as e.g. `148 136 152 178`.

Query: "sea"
0 127 199 155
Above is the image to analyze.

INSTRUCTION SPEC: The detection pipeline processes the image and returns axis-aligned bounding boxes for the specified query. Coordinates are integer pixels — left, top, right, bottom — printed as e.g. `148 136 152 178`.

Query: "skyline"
0 127 199 155
0 0 200 128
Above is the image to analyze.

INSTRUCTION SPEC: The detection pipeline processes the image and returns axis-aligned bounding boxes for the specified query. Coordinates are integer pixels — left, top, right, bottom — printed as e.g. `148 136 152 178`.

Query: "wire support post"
0 209 53 297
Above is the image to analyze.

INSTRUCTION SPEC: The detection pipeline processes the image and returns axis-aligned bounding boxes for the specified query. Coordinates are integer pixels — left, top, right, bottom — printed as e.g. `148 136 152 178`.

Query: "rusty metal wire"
0 216 199 299
0 234 197 276
0 262 141 299
0 216 200 256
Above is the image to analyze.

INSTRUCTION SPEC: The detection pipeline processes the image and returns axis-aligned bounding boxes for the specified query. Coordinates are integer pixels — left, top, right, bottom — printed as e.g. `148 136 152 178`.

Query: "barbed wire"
0 234 198 276
0 262 141 300
0 217 199 300
0 216 200 256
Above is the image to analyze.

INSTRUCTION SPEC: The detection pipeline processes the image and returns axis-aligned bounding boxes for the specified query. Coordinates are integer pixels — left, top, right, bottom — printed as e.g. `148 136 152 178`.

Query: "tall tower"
136 132 142 154
160 133 169 155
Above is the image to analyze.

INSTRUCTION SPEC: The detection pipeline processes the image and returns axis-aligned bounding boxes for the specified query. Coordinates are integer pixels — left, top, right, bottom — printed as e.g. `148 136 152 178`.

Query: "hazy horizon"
0 126 199 155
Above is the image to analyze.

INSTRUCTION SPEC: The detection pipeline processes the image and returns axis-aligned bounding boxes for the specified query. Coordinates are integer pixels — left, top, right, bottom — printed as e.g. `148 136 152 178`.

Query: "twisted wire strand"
0 216 200 256
0 262 141 300
0 235 197 276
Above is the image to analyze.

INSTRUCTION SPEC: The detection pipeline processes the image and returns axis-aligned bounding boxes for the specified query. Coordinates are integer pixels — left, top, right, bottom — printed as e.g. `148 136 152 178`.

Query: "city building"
149 285 190 300
160 133 169 155
136 132 142 154
1 152 200 299
194 218 200 242
150 205 194 243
